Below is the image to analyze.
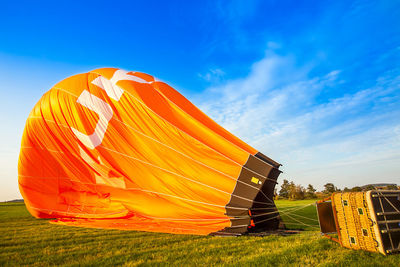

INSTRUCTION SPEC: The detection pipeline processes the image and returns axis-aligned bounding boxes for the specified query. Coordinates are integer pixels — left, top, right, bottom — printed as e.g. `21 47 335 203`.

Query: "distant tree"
363 185 375 191
315 191 326 199
343 187 351 192
287 181 296 199
274 188 279 200
323 183 337 194
386 184 398 190
288 183 305 200
279 180 290 198
351 186 362 192
305 184 317 199
297 185 306 200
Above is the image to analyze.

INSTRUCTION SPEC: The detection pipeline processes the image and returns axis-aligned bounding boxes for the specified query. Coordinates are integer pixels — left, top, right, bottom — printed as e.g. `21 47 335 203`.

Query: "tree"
288 181 296 200
363 185 375 191
274 188 279 200
386 184 398 190
323 183 337 194
343 187 351 192
305 184 317 199
279 179 290 199
351 186 362 192
288 183 305 200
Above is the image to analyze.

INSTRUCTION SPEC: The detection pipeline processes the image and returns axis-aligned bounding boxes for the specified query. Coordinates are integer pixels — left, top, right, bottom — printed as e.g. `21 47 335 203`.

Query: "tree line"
276 180 399 200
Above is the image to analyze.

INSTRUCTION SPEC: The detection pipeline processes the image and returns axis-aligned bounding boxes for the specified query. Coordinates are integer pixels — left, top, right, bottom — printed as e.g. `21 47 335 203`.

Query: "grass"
1 200 399 266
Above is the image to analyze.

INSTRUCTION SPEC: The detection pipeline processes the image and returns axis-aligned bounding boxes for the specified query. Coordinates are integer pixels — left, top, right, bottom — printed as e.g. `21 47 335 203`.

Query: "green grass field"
1 200 399 266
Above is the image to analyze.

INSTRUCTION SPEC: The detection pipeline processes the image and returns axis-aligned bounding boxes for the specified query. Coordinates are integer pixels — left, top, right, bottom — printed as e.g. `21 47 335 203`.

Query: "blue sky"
0 0 399 200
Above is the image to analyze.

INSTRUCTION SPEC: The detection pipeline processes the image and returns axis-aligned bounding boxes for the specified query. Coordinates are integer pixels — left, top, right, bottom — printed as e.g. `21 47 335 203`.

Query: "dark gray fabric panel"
212 153 283 235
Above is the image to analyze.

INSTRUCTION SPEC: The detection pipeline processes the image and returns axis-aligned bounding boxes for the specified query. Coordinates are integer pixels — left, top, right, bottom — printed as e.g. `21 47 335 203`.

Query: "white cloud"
198 68 226 83
192 49 400 190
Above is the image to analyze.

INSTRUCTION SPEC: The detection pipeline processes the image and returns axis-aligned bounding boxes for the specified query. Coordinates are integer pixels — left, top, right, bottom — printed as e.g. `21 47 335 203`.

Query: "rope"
285 211 319 223
282 213 320 230
254 203 315 226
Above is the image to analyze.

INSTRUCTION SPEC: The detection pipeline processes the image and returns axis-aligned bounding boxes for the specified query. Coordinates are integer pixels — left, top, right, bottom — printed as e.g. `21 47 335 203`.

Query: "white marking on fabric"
71 90 113 149
79 146 126 189
91 76 124 101
111 69 149 84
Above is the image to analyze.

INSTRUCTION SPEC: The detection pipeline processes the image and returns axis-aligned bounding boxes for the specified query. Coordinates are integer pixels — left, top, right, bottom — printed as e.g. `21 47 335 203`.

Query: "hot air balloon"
18 68 283 235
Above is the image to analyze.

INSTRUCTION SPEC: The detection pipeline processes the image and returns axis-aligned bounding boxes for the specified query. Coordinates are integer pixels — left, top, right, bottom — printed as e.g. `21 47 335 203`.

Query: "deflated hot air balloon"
18 68 283 235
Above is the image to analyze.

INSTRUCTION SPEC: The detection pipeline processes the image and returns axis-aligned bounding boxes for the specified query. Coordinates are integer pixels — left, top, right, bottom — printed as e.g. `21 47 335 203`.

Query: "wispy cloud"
198 68 226 83
193 48 400 189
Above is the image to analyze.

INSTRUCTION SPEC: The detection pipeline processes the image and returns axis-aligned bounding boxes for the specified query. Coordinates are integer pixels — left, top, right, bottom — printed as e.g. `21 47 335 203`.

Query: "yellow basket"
316 190 400 255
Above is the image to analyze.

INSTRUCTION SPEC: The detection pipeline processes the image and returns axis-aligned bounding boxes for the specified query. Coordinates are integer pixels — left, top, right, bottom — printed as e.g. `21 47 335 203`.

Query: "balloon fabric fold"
18 68 283 235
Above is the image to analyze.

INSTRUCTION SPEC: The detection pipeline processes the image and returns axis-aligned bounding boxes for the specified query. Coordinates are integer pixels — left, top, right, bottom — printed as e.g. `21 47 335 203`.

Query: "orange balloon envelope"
18 68 283 235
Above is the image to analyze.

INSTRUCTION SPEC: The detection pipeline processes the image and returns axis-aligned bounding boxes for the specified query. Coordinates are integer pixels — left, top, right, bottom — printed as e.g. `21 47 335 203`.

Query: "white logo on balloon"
71 70 148 149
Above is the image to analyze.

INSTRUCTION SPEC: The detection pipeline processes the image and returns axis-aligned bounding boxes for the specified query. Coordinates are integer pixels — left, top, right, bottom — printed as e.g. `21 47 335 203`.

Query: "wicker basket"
316 190 400 255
